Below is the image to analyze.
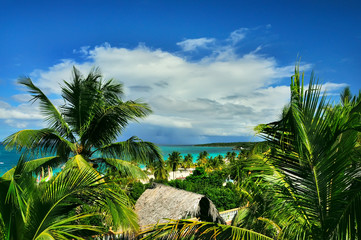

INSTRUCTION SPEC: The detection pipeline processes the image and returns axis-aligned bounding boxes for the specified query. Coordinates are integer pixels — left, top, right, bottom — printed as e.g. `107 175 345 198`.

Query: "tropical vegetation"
166 151 183 179
140 66 361 239
2 64 361 239
0 157 137 239
3 67 162 179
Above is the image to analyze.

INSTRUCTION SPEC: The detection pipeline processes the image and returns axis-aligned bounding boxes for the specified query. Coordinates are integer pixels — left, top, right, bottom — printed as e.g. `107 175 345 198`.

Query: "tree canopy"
3 67 162 178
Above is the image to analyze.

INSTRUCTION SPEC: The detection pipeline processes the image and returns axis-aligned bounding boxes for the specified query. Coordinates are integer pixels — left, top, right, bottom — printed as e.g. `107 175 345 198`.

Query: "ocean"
0 144 238 174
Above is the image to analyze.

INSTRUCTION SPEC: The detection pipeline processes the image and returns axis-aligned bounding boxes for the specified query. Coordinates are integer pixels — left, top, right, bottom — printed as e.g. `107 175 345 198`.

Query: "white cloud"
323 82 348 92
12 94 32 103
20 43 296 138
5 119 29 129
1 29 347 142
0 101 42 120
146 115 193 128
229 28 248 44
177 38 215 51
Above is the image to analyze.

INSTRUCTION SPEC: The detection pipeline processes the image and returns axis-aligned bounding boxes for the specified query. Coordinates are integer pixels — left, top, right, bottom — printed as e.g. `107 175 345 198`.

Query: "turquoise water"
0 144 238 174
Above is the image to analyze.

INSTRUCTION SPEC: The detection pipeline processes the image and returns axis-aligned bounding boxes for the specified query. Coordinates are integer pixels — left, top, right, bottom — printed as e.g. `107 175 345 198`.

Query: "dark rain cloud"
154 81 169 88
129 85 153 92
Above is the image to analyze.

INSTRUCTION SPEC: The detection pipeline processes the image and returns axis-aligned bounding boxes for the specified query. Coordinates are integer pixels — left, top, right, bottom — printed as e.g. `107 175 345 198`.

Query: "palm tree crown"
3 67 162 177
255 66 361 239
167 151 182 179
0 157 138 239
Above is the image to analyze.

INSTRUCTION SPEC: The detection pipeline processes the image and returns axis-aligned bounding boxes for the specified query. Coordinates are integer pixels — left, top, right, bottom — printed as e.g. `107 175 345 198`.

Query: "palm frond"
1 156 63 180
140 219 273 240
81 99 152 148
20 165 138 239
96 158 147 179
18 77 74 141
99 136 162 165
256 65 361 239
61 67 101 136
63 154 93 171
3 129 75 156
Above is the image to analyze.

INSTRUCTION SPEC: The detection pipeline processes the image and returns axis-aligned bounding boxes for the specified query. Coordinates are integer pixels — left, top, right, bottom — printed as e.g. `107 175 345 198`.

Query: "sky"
0 0 360 145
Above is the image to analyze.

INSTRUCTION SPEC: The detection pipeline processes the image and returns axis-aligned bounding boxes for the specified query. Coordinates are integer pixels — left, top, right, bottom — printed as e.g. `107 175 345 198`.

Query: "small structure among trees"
135 183 225 227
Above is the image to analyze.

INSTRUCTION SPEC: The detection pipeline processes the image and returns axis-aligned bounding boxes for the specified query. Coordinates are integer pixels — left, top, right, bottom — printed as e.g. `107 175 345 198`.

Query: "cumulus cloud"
0 28 347 143
0 100 44 130
11 94 33 103
0 101 42 120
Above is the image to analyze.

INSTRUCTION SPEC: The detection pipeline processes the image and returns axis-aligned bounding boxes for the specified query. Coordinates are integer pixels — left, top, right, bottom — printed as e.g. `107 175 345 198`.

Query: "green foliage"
3 67 162 179
167 167 240 211
183 153 193 169
196 151 209 166
202 187 239 211
139 64 361 240
167 151 182 180
167 151 182 172
141 219 273 240
0 158 138 239
153 159 169 181
254 65 361 239
127 181 150 203
206 155 224 170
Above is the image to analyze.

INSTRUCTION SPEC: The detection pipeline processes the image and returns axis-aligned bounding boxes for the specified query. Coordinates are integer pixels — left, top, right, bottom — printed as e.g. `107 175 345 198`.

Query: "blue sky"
0 0 360 144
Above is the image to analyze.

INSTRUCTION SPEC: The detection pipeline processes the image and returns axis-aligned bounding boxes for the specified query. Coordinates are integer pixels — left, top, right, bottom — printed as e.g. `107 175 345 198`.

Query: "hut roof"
135 183 225 227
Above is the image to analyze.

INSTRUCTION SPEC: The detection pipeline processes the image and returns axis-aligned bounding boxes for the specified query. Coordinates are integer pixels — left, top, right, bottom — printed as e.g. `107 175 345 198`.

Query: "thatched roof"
135 183 225 227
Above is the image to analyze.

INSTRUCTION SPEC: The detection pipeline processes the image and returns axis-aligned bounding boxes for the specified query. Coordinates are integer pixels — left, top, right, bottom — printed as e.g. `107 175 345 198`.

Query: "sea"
0 144 238 175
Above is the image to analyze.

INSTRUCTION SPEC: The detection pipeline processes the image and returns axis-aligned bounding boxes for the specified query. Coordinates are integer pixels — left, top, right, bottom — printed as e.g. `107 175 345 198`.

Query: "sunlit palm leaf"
3 129 75 156
1 156 62 180
1 161 139 239
97 158 147 179
81 99 152 148
140 219 273 240
18 77 74 141
100 136 162 164
256 66 361 239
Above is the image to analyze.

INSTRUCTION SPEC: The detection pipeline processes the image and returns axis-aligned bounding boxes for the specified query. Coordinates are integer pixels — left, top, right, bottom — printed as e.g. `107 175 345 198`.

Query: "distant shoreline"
194 142 260 148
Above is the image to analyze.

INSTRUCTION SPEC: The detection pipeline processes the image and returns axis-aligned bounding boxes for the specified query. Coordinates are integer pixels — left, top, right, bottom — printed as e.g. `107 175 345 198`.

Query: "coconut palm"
140 66 361 240
0 157 138 240
167 151 182 180
255 66 361 239
206 155 224 171
182 153 193 170
153 159 169 181
226 151 237 163
196 151 209 166
140 219 272 240
214 154 224 168
3 67 162 178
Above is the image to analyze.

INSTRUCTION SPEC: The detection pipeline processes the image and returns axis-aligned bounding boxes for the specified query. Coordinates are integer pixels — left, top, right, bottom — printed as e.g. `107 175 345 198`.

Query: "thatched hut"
135 183 225 227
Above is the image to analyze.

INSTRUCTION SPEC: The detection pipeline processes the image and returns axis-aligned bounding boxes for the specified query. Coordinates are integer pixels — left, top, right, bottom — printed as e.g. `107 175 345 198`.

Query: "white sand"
142 168 195 183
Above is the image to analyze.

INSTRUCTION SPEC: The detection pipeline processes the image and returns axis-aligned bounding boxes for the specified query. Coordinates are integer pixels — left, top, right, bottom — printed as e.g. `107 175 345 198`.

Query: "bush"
167 167 240 210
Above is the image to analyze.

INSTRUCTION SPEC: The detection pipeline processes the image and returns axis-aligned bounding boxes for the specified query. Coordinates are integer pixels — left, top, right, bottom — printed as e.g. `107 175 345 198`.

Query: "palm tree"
153 159 169 181
167 151 182 180
255 66 361 239
183 153 193 170
3 67 162 178
206 155 224 171
226 151 237 163
141 219 272 240
139 65 361 239
0 157 138 239
196 151 208 166
214 154 224 168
